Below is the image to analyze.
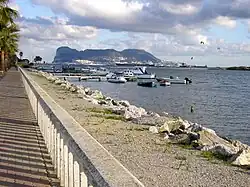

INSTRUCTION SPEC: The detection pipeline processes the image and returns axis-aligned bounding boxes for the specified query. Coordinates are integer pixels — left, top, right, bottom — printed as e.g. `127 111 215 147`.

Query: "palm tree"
0 0 18 26
0 24 19 71
0 0 19 71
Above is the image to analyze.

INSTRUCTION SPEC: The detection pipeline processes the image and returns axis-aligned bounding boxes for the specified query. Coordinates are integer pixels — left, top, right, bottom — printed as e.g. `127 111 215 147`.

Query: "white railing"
20 68 145 187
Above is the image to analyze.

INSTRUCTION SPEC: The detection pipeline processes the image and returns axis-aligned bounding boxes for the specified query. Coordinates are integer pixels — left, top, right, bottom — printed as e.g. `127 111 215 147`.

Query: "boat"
122 70 137 81
82 67 109 76
137 80 157 87
107 74 127 83
159 80 171 86
156 76 192 84
137 73 156 79
125 67 155 79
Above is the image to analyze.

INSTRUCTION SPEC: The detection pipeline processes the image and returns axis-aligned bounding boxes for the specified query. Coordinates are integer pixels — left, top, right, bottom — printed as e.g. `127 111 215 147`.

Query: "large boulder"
111 99 119 106
202 144 238 157
84 87 93 95
197 129 230 147
173 134 192 145
46 75 57 82
119 100 130 107
91 90 104 100
149 126 159 134
124 105 147 120
159 117 184 133
77 87 86 95
231 149 250 166
133 116 167 126
69 85 78 92
63 82 72 90
54 79 63 85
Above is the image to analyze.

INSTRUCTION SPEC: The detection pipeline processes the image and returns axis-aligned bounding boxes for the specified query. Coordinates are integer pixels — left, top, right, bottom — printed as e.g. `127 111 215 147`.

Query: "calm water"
71 68 250 145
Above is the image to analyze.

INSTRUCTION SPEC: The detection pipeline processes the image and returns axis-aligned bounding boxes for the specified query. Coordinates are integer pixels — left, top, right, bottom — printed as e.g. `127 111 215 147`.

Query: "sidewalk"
0 68 59 186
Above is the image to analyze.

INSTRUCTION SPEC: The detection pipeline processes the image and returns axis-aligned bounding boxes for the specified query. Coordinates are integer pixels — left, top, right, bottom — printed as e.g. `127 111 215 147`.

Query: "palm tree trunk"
5 55 8 71
1 51 5 72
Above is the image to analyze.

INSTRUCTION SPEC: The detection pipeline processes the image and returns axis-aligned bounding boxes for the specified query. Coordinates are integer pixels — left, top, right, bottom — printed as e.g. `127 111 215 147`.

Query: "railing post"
69 152 74 187
74 161 80 187
64 144 69 187
60 137 65 186
80 169 88 187
57 132 61 179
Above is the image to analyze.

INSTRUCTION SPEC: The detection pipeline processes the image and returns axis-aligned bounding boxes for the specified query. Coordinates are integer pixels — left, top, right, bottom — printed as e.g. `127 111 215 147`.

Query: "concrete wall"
19 68 145 187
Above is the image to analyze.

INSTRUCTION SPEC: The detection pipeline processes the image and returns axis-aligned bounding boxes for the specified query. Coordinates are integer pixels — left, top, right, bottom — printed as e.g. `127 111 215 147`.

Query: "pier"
0 68 144 187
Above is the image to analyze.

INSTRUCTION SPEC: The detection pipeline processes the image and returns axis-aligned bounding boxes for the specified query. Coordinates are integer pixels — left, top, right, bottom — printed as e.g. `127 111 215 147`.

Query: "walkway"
0 68 59 187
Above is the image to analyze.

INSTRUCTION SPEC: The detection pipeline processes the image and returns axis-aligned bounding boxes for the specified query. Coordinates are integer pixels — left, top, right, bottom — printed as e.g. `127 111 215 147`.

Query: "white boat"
130 66 156 79
159 80 171 86
137 73 156 79
156 77 188 84
108 76 127 83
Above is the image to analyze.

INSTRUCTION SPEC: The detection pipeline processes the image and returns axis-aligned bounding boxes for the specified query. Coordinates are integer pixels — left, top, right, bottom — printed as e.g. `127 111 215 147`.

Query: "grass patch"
179 142 199 150
86 107 113 115
91 114 125 121
104 115 125 121
126 126 148 131
200 151 229 162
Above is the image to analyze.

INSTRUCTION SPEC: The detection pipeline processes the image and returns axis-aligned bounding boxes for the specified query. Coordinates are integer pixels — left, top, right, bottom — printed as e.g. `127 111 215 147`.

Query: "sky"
10 0 250 66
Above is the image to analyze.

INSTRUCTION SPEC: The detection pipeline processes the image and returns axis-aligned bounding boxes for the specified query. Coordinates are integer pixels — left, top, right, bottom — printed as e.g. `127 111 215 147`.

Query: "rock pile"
150 117 250 167
32 69 250 167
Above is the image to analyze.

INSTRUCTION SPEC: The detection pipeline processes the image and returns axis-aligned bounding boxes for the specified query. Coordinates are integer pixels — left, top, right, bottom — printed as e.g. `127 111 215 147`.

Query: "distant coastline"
226 66 250 71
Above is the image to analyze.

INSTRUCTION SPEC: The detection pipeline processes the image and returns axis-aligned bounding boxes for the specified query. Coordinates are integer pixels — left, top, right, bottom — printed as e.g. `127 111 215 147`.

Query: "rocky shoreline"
33 69 250 167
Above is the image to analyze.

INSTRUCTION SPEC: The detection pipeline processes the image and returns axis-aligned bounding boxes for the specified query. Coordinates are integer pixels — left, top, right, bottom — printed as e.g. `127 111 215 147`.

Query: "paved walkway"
0 68 60 187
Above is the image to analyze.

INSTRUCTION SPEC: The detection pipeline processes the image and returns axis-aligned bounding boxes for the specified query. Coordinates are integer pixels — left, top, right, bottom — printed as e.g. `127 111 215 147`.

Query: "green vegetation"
86 107 113 115
0 0 20 72
91 113 125 121
200 151 229 162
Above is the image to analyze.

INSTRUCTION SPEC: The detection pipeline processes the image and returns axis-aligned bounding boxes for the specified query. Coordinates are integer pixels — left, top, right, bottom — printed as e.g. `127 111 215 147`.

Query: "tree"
0 0 18 26
34 56 42 63
0 0 19 72
19 51 23 60
0 23 19 71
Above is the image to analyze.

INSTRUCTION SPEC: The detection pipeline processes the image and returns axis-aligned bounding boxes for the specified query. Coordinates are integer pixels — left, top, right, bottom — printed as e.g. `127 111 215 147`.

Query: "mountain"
53 46 161 64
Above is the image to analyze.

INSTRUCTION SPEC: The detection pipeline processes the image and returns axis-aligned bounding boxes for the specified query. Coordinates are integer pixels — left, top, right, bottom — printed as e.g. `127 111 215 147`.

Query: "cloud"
30 0 250 33
18 17 97 41
213 16 237 29
15 0 250 66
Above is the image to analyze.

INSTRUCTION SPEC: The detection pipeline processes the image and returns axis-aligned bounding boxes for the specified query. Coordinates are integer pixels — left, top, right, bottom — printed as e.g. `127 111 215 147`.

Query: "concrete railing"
19 68 145 187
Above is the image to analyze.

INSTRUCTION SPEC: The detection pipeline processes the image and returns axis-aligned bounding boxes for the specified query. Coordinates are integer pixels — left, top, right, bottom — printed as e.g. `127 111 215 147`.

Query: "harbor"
36 65 193 88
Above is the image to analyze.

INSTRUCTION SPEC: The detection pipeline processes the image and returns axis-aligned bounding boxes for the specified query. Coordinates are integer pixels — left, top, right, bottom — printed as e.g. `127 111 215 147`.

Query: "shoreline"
27 69 250 186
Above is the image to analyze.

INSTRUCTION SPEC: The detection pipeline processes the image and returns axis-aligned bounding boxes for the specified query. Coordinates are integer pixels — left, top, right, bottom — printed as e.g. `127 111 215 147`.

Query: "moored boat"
107 74 127 83
156 76 192 84
137 81 157 87
159 80 171 86
122 70 137 81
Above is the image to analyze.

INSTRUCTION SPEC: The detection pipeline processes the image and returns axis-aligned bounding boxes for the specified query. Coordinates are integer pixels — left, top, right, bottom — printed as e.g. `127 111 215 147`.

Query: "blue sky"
14 0 250 66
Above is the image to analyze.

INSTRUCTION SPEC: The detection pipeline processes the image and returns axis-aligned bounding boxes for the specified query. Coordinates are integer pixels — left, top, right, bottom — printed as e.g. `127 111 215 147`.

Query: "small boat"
126 67 156 79
156 76 192 84
137 81 157 87
107 74 127 83
159 80 170 86
137 73 156 79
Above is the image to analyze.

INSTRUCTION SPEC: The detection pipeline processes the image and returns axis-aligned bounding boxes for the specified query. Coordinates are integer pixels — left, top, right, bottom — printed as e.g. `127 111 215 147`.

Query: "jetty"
0 67 144 187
